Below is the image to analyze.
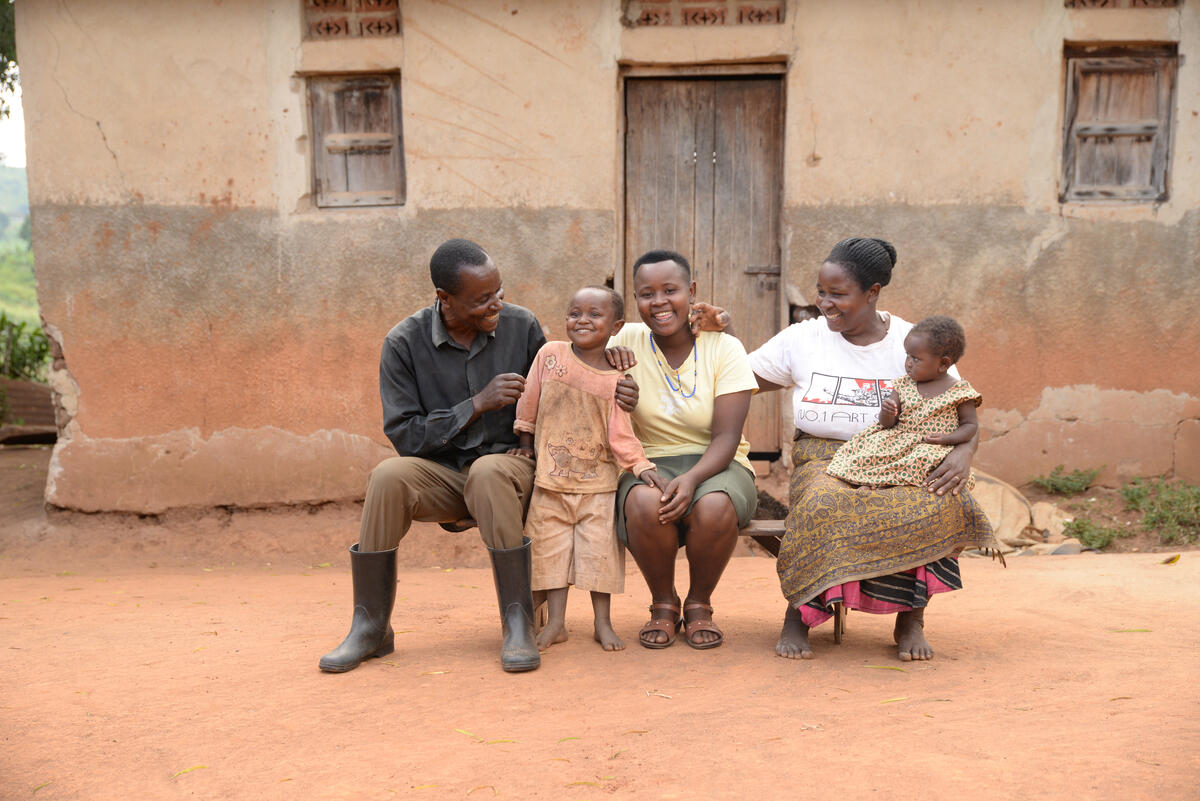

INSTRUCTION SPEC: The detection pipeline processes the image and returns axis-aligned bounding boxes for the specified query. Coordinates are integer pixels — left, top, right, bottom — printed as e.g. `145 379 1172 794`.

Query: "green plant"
1141 481 1200 545
0 310 50 381
1063 518 1130 550
1120 477 1151 512
1031 464 1103 495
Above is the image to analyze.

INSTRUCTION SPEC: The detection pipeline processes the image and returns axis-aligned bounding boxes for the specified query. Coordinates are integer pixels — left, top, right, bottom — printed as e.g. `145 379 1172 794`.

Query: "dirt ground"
3 445 1199 800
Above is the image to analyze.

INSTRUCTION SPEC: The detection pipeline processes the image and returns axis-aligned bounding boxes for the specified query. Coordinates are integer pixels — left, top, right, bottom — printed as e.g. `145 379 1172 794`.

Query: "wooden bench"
439 516 847 643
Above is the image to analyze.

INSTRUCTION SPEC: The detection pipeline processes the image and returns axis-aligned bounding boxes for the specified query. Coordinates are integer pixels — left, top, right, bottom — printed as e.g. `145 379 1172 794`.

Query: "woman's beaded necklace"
650 333 697 399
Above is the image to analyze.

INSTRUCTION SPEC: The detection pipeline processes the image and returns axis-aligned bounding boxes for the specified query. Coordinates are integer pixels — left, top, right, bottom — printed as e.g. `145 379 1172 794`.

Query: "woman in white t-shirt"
748 237 997 662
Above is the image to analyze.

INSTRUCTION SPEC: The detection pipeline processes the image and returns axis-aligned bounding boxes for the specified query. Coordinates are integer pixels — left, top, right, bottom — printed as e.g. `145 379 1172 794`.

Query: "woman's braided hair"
825 237 897 291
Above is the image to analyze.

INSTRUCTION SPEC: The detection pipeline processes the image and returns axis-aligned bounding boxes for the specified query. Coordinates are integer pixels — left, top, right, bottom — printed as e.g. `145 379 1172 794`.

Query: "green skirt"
615 454 757 546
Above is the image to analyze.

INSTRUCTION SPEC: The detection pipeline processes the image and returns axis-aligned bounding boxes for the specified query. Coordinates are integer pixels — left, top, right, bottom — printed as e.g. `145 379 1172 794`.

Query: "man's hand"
473 373 526 414
615 374 639 413
605 345 637 372
689 302 730 335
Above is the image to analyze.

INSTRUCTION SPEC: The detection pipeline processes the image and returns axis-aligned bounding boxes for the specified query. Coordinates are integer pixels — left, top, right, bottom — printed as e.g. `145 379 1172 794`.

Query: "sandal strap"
683 601 713 614
684 618 721 636
649 602 682 615
640 618 679 634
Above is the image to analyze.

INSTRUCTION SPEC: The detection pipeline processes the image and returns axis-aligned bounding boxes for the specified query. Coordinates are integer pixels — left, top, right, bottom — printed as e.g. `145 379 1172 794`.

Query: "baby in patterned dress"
828 316 981 490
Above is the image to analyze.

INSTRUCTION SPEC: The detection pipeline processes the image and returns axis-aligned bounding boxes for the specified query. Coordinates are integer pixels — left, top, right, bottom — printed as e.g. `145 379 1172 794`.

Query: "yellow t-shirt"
609 324 758 473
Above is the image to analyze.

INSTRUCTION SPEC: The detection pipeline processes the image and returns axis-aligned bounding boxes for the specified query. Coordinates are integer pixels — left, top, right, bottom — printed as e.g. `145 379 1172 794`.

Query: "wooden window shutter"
1061 48 1177 202
309 74 406 208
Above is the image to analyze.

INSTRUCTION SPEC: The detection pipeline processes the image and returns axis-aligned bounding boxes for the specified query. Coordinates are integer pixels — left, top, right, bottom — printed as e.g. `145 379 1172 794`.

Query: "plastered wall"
17 0 1200 512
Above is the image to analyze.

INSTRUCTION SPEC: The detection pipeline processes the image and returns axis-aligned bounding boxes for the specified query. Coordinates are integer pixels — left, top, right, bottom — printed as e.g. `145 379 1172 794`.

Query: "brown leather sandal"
638 601 683 649
683 601 724 650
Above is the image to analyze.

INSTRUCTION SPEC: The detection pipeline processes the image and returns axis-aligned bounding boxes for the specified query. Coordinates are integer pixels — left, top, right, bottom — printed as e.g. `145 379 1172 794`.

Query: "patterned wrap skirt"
778 435 998 626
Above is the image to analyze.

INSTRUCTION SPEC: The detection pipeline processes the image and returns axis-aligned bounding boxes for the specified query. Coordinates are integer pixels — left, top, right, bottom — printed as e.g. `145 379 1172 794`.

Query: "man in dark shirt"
319 239 631 675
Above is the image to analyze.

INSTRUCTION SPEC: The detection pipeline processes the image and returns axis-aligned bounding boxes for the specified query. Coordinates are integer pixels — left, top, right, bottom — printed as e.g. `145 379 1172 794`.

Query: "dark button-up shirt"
379 302 546 470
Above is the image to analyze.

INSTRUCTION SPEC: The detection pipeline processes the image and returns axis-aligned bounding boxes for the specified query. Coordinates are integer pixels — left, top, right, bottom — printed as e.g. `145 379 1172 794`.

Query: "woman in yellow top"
611 250 759 650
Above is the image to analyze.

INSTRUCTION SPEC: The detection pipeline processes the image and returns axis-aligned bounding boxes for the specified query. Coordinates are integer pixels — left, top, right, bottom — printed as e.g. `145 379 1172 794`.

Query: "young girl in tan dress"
828 316 981 490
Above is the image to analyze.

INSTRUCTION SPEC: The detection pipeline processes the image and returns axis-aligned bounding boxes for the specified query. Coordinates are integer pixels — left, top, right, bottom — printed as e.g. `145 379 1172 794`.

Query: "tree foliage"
0 310 49 381
0 1 16 119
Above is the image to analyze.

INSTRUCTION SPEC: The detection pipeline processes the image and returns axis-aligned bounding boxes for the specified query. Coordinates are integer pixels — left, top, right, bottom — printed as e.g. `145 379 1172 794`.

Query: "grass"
1123 478 1200 545
1031 464 1103 495
1062 518 1131 550
1036 472 1200 550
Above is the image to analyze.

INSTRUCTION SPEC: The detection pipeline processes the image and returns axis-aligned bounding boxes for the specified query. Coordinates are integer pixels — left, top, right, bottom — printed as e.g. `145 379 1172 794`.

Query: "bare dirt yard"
2 445 1198 800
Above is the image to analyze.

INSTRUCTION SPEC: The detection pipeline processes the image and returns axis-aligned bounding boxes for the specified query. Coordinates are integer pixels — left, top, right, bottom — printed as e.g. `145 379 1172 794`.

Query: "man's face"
439 259 505 334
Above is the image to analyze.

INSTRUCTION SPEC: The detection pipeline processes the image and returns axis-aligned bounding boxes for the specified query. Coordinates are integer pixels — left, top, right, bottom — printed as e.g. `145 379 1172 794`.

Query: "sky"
0 84 26 168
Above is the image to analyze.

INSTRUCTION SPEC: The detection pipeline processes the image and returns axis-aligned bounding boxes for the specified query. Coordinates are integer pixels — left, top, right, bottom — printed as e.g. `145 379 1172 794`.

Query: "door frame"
616 62 790 458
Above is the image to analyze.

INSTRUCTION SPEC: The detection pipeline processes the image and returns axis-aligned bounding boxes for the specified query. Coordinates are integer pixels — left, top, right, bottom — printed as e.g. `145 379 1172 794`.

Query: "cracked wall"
15 0 1200 512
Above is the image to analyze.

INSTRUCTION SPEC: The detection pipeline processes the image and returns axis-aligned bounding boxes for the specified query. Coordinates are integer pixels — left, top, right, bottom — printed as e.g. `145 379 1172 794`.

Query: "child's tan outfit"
827 375 982 490
515 342 654 594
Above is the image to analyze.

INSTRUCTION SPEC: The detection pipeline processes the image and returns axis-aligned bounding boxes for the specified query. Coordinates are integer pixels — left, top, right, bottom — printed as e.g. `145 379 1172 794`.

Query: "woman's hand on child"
639 468 667 494
604 346 638 372
689 302 730 335
614 373 639 413
926 447 972 496
657 473 699 524
506 445 535 459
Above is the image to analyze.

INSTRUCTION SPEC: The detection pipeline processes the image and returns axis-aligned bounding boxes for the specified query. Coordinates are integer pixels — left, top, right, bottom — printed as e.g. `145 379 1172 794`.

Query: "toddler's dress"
827 375 982 490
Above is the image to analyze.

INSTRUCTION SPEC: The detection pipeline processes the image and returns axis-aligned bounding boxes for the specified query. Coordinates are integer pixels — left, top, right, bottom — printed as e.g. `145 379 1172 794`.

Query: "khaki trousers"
358 453 536 552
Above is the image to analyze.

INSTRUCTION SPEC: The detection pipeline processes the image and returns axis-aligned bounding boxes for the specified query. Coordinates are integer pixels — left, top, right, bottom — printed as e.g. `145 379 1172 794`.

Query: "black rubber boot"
318 544 397 673
488 537 541 673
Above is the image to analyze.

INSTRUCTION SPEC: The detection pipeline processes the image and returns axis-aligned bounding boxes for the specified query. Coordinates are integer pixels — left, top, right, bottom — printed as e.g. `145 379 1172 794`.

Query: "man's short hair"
430 239 490 294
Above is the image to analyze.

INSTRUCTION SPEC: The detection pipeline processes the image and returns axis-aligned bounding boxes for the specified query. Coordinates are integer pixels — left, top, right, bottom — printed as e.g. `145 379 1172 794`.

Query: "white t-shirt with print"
748 313 958 442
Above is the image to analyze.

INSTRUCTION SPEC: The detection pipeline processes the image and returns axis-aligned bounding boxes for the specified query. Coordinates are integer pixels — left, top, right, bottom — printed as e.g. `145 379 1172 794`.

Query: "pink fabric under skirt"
798 561 960 628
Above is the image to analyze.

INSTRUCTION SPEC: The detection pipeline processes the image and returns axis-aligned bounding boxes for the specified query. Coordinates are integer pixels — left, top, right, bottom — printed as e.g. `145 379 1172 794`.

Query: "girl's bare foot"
894 608 933 661
776 604 814 659
593 620 625 651
536 587 569 650
535 620 568 650
590 592 625 651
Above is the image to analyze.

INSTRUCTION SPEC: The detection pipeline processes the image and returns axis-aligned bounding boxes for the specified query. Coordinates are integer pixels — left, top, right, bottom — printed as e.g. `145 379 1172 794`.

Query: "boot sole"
502 658 540 673
318 639 395 673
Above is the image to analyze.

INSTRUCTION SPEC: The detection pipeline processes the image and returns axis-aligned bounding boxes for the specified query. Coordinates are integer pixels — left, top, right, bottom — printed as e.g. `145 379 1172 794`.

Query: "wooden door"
624 76 783 456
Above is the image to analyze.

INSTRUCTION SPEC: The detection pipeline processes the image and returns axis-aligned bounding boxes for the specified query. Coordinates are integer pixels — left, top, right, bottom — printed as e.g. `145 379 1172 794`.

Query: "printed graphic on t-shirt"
657 387 690 418
801 373 840 405
802 373 884 407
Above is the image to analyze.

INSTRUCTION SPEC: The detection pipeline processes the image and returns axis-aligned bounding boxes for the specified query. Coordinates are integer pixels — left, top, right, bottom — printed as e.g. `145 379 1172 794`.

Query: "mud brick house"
14 0 1200 513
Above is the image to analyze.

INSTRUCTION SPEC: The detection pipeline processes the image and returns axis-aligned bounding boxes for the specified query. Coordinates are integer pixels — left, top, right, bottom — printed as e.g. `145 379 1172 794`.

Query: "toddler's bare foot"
589 592 624 650
593 620 625 651
536 587 569 650
894 609 933 661
536 620 568 651
776 604 814 659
